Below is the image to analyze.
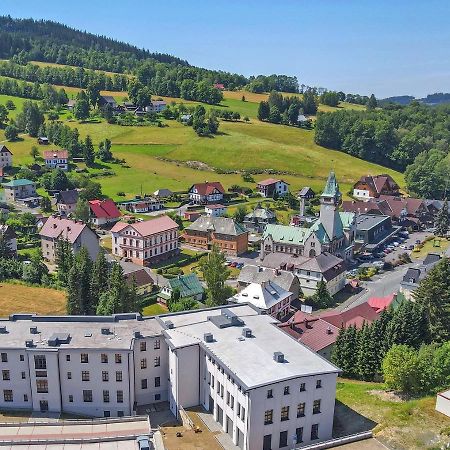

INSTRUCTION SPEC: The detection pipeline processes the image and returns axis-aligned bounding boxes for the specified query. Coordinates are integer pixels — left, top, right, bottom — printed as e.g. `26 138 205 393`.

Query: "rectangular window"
226 391 230 406
300 383 306 392
311 424 319 440
116 390 124 403
241 406 245 421
21 372 26 379
316 379 322 389
36 380 48 393
267 389 273 398
281 406 289 421
116 371 122 382
140 341 146 352
118 410 124 417
81 353 89 364
19 354 24 362
297 402 305 417
296 427 303 444
141 379 148 389
1 353 7 363
154 339 160 350
82 371 90 382
230 395 234 410
154 356 160 367
279 431 288 448
66 355 70 362
83 390 93 402
155 376 160 387
155 394 161 401
69 395 73 402
103 390 110 403
284 386 290 395
35 370 47 378
101 354 108 363
141 358 147 369
67 372 72 380
34 355 46 369
264 409 273 425
3 390 12 402
313 399 321 414
115 354 122 364
24 394 28 402
2 370 10 381
102 371 109 382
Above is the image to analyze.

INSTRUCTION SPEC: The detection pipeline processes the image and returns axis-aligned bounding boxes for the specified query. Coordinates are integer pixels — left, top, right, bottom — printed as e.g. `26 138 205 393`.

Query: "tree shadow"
332 400 377 438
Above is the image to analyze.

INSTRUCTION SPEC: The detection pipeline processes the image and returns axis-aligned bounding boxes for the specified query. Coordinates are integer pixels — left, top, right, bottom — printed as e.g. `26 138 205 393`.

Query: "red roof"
319 302 379 329
89 199 121 219
43 150 69 160
111 215 178 237
368 293 396 313
214 83 225 90
190 182 225 196
206 204 225 209
257 178 288 187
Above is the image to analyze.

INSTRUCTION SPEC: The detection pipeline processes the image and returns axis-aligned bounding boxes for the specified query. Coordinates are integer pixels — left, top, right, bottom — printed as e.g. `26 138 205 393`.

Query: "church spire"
321 170 341 202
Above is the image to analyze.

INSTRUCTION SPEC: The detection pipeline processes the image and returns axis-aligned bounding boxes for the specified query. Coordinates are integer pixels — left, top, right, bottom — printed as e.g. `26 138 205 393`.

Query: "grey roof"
423 252 442 266
187 216 247 236
244 206 276 221
425 199 450 213
233 281 292 310
298 186 315 198
402 268 421 284
238 265 296 292
355 214 390 231
57 189 79 205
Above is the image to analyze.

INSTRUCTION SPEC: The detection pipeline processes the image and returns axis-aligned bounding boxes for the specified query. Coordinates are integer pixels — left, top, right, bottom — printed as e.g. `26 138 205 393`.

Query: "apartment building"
111 215 179 266
1 179 37 202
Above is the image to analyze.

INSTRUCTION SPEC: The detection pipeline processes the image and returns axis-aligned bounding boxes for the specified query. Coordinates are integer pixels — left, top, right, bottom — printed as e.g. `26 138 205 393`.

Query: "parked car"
408 244 415 250
230 262 237 267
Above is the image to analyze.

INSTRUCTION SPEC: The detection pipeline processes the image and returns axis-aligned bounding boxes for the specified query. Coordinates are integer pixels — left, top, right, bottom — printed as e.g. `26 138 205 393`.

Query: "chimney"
204 333 214 343
30 327 38 334
273 351 284 363
326 327 333 335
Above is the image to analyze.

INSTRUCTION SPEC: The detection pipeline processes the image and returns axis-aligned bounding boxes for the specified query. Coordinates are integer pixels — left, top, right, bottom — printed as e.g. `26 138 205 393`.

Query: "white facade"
205 205 227 217
352 188 372 200
45 157 68 171
295 268 347 297
436 390 450 418
0 147 12 168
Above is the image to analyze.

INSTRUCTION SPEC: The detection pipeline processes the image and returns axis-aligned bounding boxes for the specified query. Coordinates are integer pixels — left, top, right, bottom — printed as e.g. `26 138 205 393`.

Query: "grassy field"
0 282 67 316
411 237 449 259
336 379 450 450
142 302 167 316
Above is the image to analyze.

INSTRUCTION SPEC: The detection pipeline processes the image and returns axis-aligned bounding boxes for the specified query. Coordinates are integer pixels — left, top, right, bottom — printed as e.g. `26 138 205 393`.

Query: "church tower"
319 171 342 240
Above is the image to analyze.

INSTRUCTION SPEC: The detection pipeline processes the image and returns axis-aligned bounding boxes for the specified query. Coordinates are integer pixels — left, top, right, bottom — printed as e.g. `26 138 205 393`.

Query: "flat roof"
356 214 390 231
161 305 339 389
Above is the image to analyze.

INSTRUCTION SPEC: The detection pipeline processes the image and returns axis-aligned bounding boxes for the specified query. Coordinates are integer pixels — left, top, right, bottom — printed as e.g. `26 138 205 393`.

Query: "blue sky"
1 0 449 98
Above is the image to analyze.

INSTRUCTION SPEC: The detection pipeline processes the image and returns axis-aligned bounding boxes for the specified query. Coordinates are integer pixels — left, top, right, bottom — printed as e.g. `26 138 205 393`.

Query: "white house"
436 390 450 418
0 145 13 169
145 101 167 113
205 204 227 217
257 179 289 198
188 182 225 205
43 150 69 171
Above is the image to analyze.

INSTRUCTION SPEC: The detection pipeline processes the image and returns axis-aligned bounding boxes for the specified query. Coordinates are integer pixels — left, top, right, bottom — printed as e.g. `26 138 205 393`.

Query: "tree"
79 181 102 201
241 95 246 102
74 198 91 223
367 94 378 110
55 238 74 286
0 104 8 126
302 89 318 114
356 322 378 381
5 100 15 110
331 325 358 378
40 196 52 213
233 205 247 223
4 124 18 141
258 101 270 121
98 138 113 162
86 81 101 107
22 251 48 284
269 106 281 124
413 258 450 343
89 249 109 313
0 231 14 259
73 91 90 121
382 344 418 393
320 91 340 107
96 262 129 315
30 146 39 160
67 247 93 315
83 135 95 166
199 245 231 306
435 199 449 237
50 169 71 191
310 280 334 309
287 103 300 125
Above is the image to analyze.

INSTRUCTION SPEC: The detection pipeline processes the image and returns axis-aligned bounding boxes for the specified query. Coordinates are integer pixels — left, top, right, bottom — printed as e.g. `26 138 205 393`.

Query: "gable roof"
189 182 225 196
43 150 69 160
2 179 34 188
319 302 379 329
297 252 346 281
57 189 79 205
100 95 117 104
244 206 276 221
367 293 397 313
298 187 315 197
257 178 289 186
186 216 247 236
0 145 12 155
110 215 178 237
237 265 297 292
89 199 121 219
233 281 291 310
166 273 204 299
39 216 95 244
124 268 154 288
354 174 399 195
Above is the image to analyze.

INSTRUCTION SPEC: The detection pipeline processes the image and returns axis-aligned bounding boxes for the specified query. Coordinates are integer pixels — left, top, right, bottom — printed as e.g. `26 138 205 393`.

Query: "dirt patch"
368 390 411 402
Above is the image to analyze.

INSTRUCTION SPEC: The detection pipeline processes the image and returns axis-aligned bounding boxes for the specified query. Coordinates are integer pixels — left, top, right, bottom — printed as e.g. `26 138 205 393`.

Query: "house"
124 268 155 296
354 214 400 252
66 99 76 110
184 216 248 256
0 305 340 449
243 204 277 233
436 390 450 418
111 215 179 266
298 187 316 217
183 210 202 222
37 137 49 145
2 179 37 202
122 101 137 111
145 101 167 113
0 224 17 256
98 95 117 109
256 178 289 198
297 114 309 124
56 189 79 216
188 182 225 204
425 199 450 224
352 174 400 199
39 216 100 262
368 292 403 313
205 204 227 217
88 199 121 227
180 114 192 124
158 273 204 305
153 188 173 199
0 145 13 169
119 197 163 213
43 150 69 171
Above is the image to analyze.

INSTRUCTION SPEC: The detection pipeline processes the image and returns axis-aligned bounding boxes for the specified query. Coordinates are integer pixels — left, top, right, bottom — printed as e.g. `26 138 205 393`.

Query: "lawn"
411 237 449 259
336 379 450 450
0 282 67 316
142 301 167 316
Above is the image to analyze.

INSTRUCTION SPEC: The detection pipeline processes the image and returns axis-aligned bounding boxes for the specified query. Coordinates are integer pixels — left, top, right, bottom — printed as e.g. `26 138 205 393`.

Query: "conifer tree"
310 280 334 309
356 322 378 381
371 307 394 372
55 238 74 286
83 135 95 166
435 199 449 237
66 247 92 315
89 249 109 314
97 262 127 315
331 325 358 378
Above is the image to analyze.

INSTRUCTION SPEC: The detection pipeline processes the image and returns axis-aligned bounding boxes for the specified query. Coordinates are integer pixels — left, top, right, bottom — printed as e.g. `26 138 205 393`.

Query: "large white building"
0 305 340 450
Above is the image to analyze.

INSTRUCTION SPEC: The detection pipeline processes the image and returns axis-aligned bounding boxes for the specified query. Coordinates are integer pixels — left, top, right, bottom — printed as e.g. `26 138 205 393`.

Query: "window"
69 395 73 402
155 394 161 401
21 371 26 379
82 371 90 382
230 395 234 410
24 394 28 402
300 383 306 392
154 339 160 350
83 390 93 402
116 390 123 403
36 380 48 393
284 386 290 395
102 371 109 382
81 353 89 364
316 379 322 389
67 372 72 380
141 379 148 389
264 409 273 425
220 384 224 398
34 355 46 369
313 399 321 414
104 410 110 417
66 355 70 362
267 389 273 398
297 402 305 418
140 358 147 369
1 353 7 363
154 356 160 367
263 434 272 450
140 341 146 352
101 354 108 363
226 391 230 406
2 370 10 381
115 354 122 364
116 371 122 382
311 424 319 440
296 427 303 444
281 406 289 421
3 390 12 402
103 390 110 403
35 370 47 378
20 355 24 362
118 410 124 417
155 376 160 387
241 406 246 421
279 431 288 448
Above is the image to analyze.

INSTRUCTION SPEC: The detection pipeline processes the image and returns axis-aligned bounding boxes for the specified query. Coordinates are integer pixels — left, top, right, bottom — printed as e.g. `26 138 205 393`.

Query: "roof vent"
30 327 38 334
242 328 252 338
204 333 214 343
273 351 284 363
25 340 34 348
134 331 141 338
0 326 7 334
101 328 111 335
326 327 333 335
165 320 174 329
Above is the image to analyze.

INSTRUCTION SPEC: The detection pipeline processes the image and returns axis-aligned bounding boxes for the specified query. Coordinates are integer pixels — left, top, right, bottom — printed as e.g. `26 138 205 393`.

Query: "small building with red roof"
256 178 289 198
88 199 121 227
43 150 69 171
188 182 225 205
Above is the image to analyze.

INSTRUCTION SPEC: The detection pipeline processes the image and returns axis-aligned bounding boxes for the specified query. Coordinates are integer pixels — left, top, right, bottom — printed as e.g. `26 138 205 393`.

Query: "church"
260 171 356 261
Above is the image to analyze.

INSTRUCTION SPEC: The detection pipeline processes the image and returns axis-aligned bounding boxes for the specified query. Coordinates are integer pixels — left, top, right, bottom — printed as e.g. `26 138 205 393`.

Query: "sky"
1 0 449 98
